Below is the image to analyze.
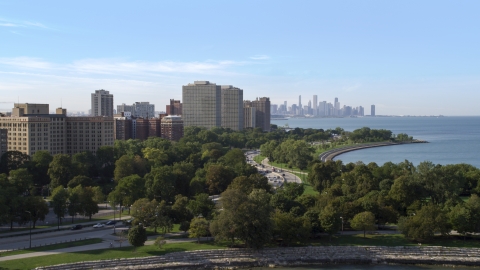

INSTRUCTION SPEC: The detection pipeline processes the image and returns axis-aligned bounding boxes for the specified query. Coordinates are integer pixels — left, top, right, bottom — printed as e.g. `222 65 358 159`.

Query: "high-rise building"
114 113 132 140
313 95 318 115
182 81 221 129
1 103 114 156
243 104 256 129
221 85 243 131
117 102 154 119
359 106 364 116
334 97 340 116
371 105 376 116
298 95 302 108
91 89 114 117
161 115 184 141
166 99 182 115
251 97 271 132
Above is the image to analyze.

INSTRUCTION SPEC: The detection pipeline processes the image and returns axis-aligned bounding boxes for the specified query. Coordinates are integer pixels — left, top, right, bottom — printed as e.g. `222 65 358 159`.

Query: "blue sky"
0 1 479 115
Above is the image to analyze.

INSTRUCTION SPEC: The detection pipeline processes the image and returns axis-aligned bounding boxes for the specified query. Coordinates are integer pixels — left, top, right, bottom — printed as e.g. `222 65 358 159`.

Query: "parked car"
105 220 117 225
71 224 83 230
93 223 105 228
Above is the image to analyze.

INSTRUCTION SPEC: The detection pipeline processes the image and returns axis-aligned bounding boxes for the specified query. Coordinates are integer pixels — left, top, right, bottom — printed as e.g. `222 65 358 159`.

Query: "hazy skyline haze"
0 0 479 115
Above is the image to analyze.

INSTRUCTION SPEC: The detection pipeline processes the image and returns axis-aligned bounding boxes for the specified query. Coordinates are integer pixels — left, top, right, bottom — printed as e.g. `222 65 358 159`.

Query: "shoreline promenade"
319 140 428 162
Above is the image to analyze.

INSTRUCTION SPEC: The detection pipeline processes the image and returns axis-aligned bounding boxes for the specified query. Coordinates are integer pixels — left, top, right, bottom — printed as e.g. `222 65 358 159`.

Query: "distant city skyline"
1 1 479 116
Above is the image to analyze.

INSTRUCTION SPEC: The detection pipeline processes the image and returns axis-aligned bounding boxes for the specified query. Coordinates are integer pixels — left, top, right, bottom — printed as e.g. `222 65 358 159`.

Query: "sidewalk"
0 232 199 262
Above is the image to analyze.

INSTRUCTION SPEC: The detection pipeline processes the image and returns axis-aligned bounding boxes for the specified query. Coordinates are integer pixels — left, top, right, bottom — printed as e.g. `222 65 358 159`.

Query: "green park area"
2 126 480 269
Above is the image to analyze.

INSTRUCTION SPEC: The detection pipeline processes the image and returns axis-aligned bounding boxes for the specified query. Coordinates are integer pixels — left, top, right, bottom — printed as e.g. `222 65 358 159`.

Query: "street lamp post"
25 211 32 248
340 216 344 234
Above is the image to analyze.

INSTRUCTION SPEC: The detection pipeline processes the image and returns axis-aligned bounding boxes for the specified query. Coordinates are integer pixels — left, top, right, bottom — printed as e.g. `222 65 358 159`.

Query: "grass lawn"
1 241 228 270
0 238 103 257
311 233 480 248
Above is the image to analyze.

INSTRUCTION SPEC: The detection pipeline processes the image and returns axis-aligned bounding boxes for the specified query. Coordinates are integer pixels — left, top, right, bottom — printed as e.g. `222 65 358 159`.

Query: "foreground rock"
36 246 480 270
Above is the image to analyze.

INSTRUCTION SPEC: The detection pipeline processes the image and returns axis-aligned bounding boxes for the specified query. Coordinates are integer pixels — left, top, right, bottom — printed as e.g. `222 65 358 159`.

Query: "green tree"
189 217 210 243
272 210 311 246
448 203 470 239
114 155 134 182
319 205 341 241
31 150 53 187
0 151 30 174
72 151 97 177
398 204 450 242
24 196 49 229
81 186 100 220
67 175 94 189
187 193 215 219
51 186 68 229
96 146 114 178
205 164 235 194
67 186 83 223
48 154 72 188
116 174 145 210
128 225 148 250
350 211 376 238
144 165 176 202
172 194 191 223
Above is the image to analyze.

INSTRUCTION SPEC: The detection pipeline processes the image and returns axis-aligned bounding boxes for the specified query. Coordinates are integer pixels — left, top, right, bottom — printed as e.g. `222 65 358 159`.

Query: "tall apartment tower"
166 99 182 115
313 95 318 115
371 105 376 116
243 103 256 129
91 89 114 117
221 85 243 131
250 97 271 132
182 81 221 129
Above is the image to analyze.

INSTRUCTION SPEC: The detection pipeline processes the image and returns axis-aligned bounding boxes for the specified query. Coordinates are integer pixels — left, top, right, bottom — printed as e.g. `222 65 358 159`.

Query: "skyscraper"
313 95 318 115
182 81 221 129
252 97 271 132
298 95 302 108
91 89 114 117
371 105 376 116
221 85 243 131
334 97 340 116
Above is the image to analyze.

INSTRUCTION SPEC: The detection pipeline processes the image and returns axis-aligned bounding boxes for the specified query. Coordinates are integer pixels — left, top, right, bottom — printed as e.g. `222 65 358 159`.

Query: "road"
245 150 302 185
0 219 130 252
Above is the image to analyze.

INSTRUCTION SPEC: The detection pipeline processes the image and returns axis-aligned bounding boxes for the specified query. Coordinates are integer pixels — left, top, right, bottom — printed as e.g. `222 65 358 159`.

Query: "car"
105 220 117 225
93 223 105 228
71 224 83 230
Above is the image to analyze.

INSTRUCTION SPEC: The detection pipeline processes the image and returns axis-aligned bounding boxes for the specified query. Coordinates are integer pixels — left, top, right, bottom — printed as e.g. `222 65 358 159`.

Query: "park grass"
1 241 228 270
0 238 103 257
311 233 480 248
145 223 181 236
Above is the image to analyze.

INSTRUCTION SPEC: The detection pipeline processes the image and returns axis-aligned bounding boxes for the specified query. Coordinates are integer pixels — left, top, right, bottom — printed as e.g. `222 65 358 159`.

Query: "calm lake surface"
271 116 480 167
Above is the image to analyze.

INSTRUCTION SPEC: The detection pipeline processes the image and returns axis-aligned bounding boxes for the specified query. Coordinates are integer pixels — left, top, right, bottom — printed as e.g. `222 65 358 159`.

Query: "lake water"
271 116 480 167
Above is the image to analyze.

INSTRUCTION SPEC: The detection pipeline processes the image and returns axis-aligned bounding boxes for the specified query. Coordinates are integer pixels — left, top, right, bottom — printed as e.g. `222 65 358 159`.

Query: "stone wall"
35 246 480 270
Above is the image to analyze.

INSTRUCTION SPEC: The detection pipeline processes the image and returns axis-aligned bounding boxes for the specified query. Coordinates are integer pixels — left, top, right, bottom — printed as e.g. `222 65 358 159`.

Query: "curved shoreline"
319 140 428 162
36 246 480 270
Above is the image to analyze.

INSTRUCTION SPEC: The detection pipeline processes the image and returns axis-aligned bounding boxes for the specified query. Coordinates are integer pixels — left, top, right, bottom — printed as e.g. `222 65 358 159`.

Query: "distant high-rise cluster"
0 81 273 157
271 96 370 117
